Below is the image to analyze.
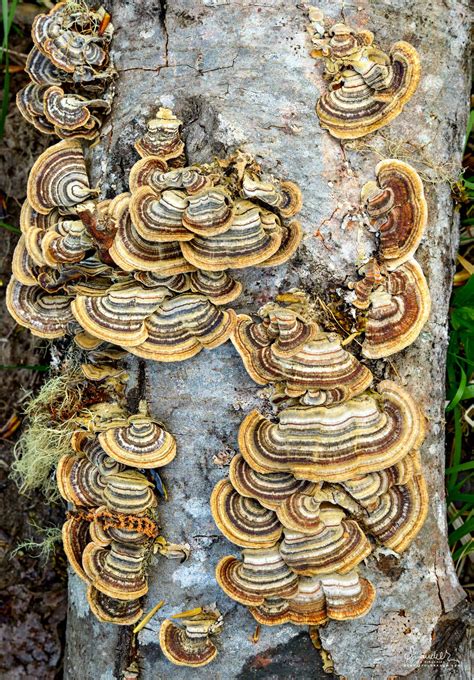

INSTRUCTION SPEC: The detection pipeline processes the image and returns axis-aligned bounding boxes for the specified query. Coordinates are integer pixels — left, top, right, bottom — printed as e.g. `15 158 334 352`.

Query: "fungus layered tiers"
308 10 420 138
10 111 303 365
350 160 431 358
17 2 114 139
213 294 428 628
159 610 223 668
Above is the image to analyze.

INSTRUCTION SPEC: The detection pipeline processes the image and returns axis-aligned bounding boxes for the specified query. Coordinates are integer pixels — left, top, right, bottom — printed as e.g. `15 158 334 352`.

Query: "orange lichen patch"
62 516 91 582
229 454 319 511
98 410 176 469
27 140 92 214
308 10 420 139
87 586 143 625
210 479 282 549
135 107 184 160
6 277 73 339
361 259 431 359
238 380 425 482
279 511 372 575
363 473 428 553
216 547 299 606
82 540 149 600
232 304 373 405
129 295 237 362
159 609 223 668
361 160 427 269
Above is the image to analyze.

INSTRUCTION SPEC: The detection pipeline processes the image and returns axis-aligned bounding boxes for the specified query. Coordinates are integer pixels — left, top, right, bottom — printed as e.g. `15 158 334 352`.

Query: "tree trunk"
64 1 471 678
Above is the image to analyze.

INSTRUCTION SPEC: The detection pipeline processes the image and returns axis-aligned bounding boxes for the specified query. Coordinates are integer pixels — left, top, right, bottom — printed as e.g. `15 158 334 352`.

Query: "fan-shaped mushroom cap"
72 432 126 477
25 47 63 85
71 282 170 347
341 450 421 511
181 188 234 237
134 271 191 292
130 162 210 195
229 454 319 510
6 277 73 339
275 492 325 533
363 473 428 552
279 513 372 575
210 479 282 549
103 470 157 515
181 200 282 271
82 540 148 600
315 41 420 139
87 586 143 625
129 187 191 242
62 516 91 582
350 258 384 310
129 294 237 362
43 86 92 130
238 380 425 482
110 201 196 274
232 311 373 404
361 259 431 359
249 576 328 626
135 107 184 159
259 220 303 268
41 218 93 265
27 140 91 214
242 173 303 218
159 611 222 668
321 571 376 620
98 413 176 469
16 83 55 133
12 237 39 286
188 270 242 304
362 160 427 269
56 453 106 507
216 547 299 606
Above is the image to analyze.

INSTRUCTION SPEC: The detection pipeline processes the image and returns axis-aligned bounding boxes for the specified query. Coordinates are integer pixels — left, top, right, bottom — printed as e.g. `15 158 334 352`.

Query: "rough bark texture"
64 1 471 678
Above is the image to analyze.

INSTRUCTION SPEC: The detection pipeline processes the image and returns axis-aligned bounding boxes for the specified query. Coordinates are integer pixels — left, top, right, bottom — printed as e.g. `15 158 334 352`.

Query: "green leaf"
446 461 474 474
448 517 474 546
452 542 474 562
452 276 474 307
446 369 467 411
465 110 474 150
0 219 20 234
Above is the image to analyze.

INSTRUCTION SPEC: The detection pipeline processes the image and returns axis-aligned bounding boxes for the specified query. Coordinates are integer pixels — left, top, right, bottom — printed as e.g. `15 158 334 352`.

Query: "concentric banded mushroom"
321 571 376 620
62 516 91 582
135 108 184 160
248 580 327 626
56 454 105 507
242 173 303 218
361 259 431 359
361 160 427 269
98 412 176 469
189 270 242 304
87 586 143 625
215 547 299 606
6 277 73 339
238 380 425 481
210 479 282 548
27 140 92 214
159 610 223 668
82 540 148 600
102 470 157 515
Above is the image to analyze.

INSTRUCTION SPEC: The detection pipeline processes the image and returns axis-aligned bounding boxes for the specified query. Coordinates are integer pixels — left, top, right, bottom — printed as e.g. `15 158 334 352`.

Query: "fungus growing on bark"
6 277 73 339
82 540 149 600
56 453 105 507
361 160 427 269
359 259 431 359
159 609 223 668
215 547 299 606
188 270 242 304
87 586 143 626
27 140 92 214
242 173 303 218
321 571 376 620
135 108 185 160
308 8 421 138
102 470 157 515
98 406 176 469
62 516 91 582
210 479 282 548
229 454 318 510
232 300 373 404
238 380 425 481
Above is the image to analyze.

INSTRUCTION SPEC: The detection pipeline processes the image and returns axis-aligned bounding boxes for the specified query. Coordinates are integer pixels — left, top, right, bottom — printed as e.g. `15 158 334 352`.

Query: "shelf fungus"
361 160 427 269
18 3 114 139
232 300 373 405
354 259 431 359
159 609 223 668
307 8 420 138
238 380 425 481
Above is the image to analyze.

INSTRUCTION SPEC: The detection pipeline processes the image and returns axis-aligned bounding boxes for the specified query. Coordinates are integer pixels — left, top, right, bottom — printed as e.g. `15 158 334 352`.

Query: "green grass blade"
0 219 20 234
446 368 467 411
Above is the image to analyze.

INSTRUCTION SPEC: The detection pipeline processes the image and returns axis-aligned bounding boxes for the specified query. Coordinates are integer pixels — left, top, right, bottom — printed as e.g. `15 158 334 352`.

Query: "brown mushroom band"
16 2 114 140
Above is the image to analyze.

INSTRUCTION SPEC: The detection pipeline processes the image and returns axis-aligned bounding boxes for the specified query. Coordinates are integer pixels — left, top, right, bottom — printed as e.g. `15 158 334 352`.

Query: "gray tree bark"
64 1 471 678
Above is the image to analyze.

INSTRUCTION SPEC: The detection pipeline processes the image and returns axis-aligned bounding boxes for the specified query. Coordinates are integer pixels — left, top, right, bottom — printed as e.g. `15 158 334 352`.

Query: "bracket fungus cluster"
159 609 223 668
17 2 114 140
350 160 431 358
212 295 428 626
7 109 303 363
56 349 177 624
307 8 420 139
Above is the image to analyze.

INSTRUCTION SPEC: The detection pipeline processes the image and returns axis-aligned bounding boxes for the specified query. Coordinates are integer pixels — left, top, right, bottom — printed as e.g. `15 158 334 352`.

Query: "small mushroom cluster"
350 160 431 358
16 2 114 140
307 7 420 139
7 109 303 361
212 295 428 626
159 609 223 668
57 366 177 624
